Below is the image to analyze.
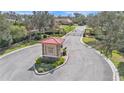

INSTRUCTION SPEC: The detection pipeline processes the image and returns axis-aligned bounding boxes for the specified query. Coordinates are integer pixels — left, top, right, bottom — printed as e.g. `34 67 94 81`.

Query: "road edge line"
0 44 41 59
80 37 120 81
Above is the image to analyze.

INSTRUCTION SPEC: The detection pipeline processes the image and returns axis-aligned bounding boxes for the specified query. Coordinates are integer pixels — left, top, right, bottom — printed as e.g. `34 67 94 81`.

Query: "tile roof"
40 37 64 45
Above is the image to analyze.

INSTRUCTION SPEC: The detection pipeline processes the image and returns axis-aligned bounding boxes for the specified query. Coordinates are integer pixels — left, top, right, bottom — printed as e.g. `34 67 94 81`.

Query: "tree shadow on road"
28 65 34 71
49 69 55 74
27 64 56 75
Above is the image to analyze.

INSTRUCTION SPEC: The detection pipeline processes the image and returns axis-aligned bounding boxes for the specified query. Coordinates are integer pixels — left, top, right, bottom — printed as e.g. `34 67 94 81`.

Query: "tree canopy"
0 15 12 48
10 25 27 43
73 13 86 25
86 12 124 57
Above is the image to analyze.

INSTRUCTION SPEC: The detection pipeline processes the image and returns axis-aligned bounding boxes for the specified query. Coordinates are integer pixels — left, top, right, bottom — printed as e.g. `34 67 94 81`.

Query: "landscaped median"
33 56 68 75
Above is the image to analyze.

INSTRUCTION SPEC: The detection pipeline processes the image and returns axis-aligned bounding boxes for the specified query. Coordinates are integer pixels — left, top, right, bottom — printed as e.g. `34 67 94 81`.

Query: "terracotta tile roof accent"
40 37 64 45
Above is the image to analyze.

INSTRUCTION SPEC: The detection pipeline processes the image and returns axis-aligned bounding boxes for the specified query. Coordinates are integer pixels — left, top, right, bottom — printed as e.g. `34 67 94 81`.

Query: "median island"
34 37 67 74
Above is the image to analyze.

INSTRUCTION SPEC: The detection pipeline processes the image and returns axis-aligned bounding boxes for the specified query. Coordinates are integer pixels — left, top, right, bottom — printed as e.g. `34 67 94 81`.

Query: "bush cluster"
35 57 65 73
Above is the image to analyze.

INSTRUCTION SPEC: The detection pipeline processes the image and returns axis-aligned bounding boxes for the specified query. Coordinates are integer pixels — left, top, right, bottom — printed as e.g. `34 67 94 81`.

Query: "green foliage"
63 47 67 56
10 25 27 43
117 62 124 80
51 34 64 37
43 34 47 38
86 12 124 57
37 67 44 72
58 57 65 64
85 28 95 36
33 32 43 40
52 57 65 68
35 57 65 73
86 12 124 80
62 25 75 33
0 12 75 50
83 37 96 44
112 50 121 57
13 21 24 26
32 11 54 32
49 25 75 37
35 57 42 65
0 40 38 56
112 59 124 81
0 15 13 48
73 13 86 25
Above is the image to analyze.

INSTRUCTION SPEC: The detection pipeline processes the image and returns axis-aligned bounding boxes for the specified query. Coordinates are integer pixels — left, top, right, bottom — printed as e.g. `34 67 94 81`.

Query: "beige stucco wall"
42 44 61 58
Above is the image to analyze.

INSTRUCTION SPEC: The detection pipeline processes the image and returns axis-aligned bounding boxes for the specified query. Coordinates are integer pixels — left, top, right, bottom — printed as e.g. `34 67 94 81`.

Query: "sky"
13 11 98 16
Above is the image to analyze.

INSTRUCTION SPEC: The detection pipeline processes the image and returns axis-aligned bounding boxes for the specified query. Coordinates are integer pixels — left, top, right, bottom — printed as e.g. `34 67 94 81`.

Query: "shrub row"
35 57 65 73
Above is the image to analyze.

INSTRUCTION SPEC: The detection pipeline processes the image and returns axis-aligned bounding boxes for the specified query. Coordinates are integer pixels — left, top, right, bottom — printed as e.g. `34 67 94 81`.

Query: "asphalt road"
0 26 113 81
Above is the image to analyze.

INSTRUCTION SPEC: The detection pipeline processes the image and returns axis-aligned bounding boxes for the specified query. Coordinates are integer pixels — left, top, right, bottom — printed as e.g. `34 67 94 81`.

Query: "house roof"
40 37 64 45
54 18 73 25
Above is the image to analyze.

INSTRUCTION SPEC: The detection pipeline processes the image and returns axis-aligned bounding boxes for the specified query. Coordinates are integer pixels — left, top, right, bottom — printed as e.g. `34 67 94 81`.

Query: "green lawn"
110 50 124 80
82 37 97 47
62 25 76 33
83 37 96 44
46 25 76 38
0 40 38 56
111 60 124 80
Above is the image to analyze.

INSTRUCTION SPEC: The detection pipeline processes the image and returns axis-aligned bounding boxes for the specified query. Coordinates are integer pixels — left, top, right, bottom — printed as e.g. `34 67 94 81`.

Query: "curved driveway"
0 26 113 81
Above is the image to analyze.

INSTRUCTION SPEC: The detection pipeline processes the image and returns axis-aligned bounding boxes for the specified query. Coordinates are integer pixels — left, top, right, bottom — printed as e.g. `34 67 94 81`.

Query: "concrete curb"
80 37 120 81
0 44 41 60
33 55 69 75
